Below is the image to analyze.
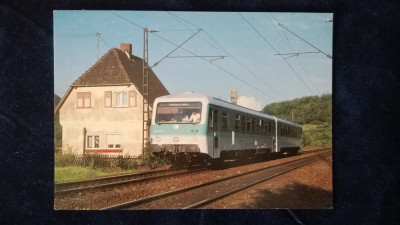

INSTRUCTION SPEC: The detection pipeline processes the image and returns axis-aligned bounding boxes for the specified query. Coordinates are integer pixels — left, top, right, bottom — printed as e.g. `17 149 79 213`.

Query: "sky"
54 11 332 111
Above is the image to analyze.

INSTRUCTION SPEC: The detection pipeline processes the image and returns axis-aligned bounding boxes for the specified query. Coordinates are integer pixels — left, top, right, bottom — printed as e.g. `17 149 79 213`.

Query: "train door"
208 107 219 158
273 116 278 153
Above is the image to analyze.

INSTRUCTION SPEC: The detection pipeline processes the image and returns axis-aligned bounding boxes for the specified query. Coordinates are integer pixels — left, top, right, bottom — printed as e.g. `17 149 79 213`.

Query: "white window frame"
86 134 100 149
114 92 128 107
106 133 122 149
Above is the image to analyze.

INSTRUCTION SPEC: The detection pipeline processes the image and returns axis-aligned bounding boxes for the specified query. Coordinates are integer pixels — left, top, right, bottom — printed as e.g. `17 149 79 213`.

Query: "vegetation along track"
102 151 332 209
55 167 208 195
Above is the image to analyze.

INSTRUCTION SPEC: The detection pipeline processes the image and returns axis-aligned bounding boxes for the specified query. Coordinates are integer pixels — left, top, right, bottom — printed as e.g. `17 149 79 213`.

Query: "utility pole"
291 108 298 122
142 28 150 157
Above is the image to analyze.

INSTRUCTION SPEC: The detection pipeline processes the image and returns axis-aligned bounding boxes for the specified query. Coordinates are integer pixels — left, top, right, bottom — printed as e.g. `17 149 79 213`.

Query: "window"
114 92 128 107
156 102 202 124
105 91 112 107
129 91 137 107
77 92 91 108
261 120 266 134
257 119 263 134
214 109 218 130
107 134 122 149
208 108 214 128
246 117 252 133
235 114 240 132
87 134 99 149
253 118 258 133
241 116 246 133
222 111 228 131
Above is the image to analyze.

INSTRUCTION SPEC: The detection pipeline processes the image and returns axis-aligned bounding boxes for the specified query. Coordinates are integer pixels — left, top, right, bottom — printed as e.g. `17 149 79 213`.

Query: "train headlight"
192 137 198 142
155 136 161 142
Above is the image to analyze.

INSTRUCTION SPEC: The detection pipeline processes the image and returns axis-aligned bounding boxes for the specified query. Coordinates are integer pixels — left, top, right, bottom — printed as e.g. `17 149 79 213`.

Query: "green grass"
55 166 136 183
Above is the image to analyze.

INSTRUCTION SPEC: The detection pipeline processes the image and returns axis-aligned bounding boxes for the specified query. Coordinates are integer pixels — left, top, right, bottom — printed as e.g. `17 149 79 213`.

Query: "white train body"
149 93 302 163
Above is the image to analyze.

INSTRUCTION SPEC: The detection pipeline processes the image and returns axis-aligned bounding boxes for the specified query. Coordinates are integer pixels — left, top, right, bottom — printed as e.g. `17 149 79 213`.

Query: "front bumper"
149 144 200 154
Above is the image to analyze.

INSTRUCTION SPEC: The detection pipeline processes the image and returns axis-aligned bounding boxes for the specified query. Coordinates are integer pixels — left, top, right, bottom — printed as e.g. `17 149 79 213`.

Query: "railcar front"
149 94 212 166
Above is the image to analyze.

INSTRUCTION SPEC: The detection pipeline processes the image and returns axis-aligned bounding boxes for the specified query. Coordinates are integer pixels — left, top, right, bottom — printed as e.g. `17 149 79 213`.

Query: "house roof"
55 47 170 113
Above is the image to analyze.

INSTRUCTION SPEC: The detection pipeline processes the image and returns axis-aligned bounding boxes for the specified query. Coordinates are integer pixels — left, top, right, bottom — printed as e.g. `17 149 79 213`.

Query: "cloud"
237 96 264 111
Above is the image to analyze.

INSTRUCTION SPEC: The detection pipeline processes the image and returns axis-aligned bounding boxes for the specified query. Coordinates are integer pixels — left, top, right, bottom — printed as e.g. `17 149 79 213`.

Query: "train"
149 92 302 166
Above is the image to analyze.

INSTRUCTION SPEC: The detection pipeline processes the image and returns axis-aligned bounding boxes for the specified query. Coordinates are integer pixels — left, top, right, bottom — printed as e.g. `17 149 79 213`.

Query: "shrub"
139 150 169 169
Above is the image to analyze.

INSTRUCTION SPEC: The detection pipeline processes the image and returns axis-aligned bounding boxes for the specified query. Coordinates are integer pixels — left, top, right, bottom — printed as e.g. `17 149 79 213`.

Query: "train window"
156 102 202 124
259 120 263 134
269 121 272 134
246 117 252 133
214 109 219 130
261 120 265 134
222 111 228 131
241 116 246 133
208 108 213 128
235 114 240 132
253 118 259 134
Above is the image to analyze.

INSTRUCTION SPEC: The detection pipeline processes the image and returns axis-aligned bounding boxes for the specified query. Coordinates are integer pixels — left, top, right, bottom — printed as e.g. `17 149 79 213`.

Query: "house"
55 43 169 156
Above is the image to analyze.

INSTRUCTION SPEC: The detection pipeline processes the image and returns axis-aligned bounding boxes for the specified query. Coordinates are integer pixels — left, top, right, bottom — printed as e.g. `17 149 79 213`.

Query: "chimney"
120 43 132 58
230 89 238 104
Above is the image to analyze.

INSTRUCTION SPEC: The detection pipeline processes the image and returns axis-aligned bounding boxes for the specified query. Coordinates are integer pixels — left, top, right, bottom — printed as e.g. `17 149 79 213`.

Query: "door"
208 107 219 158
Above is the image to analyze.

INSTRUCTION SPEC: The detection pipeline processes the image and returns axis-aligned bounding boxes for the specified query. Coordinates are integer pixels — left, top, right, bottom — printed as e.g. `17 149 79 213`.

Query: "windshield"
155 102 202 124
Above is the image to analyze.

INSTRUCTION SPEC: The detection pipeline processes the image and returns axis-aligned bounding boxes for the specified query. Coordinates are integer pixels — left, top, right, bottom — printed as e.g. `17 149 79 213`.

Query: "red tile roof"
72 47 169 106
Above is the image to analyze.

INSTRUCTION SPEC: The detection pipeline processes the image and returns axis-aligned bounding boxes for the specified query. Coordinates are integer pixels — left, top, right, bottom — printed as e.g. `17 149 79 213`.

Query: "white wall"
59 85 147 156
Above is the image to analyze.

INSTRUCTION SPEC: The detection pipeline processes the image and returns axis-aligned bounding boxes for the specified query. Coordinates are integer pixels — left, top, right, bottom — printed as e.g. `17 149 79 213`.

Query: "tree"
262 94 332 147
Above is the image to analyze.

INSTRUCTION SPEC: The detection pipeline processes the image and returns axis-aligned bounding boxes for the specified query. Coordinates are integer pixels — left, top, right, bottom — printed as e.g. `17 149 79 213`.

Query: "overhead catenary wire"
150 31 279 101
278 23 332 59
167 11 286 100
166 12 226 54
239 12 315 95
108 11 144 29
269 13 319 92
151 29 202 68
109 11 280 101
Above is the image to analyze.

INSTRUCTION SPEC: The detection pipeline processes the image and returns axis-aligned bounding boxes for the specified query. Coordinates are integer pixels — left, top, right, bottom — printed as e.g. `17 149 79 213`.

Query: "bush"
55 150 141 170
55 153 83 167
302 123 332 147
139 150 169 169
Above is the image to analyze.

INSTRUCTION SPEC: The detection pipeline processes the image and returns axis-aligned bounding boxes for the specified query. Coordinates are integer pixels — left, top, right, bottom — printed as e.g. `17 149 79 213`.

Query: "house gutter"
72 83 133 87
54 86 73 114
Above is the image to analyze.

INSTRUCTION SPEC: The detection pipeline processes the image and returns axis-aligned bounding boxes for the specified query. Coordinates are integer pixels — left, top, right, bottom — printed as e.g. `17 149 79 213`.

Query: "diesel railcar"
149 92 302 166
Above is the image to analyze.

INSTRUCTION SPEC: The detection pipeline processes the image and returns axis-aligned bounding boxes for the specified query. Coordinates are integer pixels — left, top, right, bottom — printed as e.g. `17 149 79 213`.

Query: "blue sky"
54 11 332 110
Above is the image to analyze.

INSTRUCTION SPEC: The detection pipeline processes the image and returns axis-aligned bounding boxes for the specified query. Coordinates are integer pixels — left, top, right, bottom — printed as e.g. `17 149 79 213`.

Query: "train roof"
154 92 301 127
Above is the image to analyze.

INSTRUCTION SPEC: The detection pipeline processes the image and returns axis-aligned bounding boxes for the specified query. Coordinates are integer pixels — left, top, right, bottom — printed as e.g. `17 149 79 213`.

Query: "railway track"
102 151 331 209
54 167 208 195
